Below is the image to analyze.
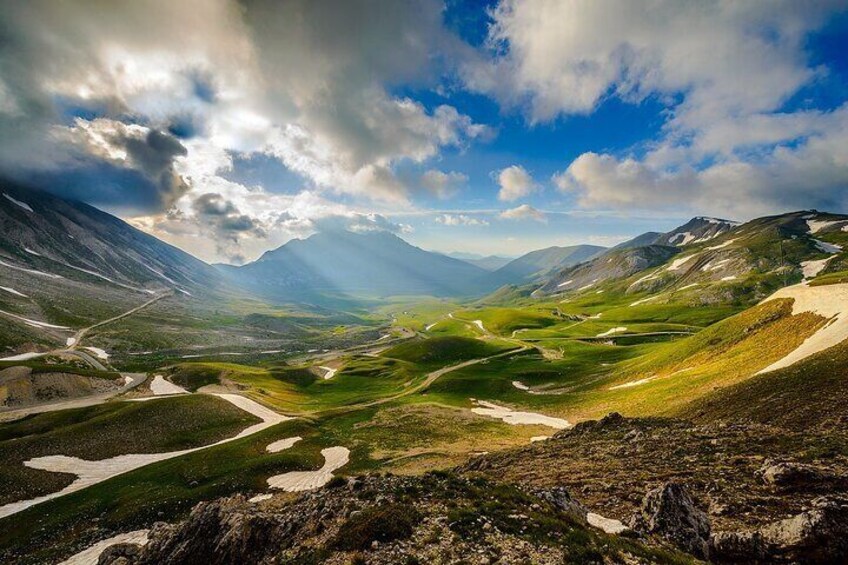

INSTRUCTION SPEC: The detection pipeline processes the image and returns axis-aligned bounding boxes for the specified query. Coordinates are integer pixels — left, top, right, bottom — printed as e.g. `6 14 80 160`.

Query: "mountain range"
1 182 847 323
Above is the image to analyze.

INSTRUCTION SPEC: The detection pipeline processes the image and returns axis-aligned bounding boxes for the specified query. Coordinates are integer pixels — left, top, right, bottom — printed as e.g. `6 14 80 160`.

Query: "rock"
629 482 711 558
97 542 143 565
533 486 587 522
757 461 827 490
623 429 643 442
709 531 767 562
759 496 848 562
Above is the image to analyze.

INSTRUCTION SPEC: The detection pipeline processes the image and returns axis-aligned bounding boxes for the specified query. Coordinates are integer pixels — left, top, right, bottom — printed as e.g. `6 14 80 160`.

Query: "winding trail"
68 291 171 352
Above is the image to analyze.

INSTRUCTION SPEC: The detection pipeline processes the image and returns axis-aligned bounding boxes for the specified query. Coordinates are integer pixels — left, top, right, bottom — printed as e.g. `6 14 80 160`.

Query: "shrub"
332 504 420 551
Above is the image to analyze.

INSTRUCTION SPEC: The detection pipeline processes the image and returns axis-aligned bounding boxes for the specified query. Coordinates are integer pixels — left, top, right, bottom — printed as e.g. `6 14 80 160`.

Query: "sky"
1 0 848 264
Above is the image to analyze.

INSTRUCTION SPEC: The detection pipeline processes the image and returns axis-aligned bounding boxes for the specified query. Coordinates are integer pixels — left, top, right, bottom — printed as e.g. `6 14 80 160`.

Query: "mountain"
487 244 606 287
0 182 220 296
610 231 663 251
534 210 848 300
219 230 491 303
444 252 513 271
654 216 739 246
534 244 679 296
0 181 231 349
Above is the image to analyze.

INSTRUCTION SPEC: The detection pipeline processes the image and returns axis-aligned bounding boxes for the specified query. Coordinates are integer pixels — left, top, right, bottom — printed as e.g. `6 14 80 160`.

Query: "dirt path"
69 291 171 351
309 345 530 417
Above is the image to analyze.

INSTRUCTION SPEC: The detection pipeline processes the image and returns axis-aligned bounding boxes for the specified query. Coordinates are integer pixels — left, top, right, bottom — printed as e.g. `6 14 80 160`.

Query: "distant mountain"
610 231 663 251
444 251 513 270
487 244 606 287
0 182 220 296
219 230 491 303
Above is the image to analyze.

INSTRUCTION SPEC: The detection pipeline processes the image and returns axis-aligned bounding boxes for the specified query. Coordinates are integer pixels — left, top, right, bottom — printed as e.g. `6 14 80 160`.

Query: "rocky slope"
534 245 680 296
93 473 691 565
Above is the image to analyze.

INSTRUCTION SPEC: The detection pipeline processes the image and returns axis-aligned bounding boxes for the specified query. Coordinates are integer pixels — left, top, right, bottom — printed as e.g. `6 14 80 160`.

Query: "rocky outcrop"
0 366 121 408
93 473 686 565
629 482 711 558
711 496 848 563
756 460 831 490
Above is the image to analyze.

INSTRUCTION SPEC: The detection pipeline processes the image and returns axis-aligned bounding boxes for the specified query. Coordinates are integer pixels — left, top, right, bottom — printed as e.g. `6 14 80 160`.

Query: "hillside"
487 244 606 286
534 211 848 302
0 182 221 296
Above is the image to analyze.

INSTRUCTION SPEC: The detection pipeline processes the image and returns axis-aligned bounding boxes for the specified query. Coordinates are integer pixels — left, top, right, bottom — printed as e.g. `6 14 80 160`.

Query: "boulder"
757 460 827 490
709 531 767 562
629 482 711 558
97 542 142 565
760 496 848 562
534 486 587 522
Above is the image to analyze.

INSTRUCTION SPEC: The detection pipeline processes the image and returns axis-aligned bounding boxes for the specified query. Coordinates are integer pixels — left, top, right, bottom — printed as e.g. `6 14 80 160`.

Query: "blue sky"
1 1 848 263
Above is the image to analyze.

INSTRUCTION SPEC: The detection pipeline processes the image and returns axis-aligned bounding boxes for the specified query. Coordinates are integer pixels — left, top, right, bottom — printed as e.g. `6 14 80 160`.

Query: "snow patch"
3 193 33 212
666 255 695 271
472 319 485 332
266 436 302 453
319 366 337 380
596 327 627 338
557 279 574 288
705 238 737 251
530 436 550 442
813 238 842 254
801 258 833 281
807 219 845 234
471 400 570 429
58 530 149 565
0 258 62 278
149 375 188 395
66 337 76 346
757 283 848 374
0 352 45 361
630 296 658 307
670 231 696 246
0 286 27 297
267 446 350 492
609 375 658 390
720 276 737 281
84 347 109 360
0 393 291 518
24 248 41 256
587 512 629 534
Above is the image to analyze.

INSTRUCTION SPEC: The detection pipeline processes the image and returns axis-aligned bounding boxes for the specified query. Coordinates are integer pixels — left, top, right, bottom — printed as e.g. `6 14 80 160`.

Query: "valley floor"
2 281 848 563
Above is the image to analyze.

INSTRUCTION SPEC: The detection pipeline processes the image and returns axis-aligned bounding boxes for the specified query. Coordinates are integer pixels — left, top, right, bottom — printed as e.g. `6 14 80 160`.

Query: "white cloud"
496 165 536 201
499 204 546 222
474 0 848 216
556 104 848 217
434 214 489 226
421 169 468 199
471 0 837 126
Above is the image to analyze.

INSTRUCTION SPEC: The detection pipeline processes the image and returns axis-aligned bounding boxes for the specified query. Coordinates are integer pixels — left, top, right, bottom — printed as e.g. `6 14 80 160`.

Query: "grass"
380 336 516 367
0 395 260 506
